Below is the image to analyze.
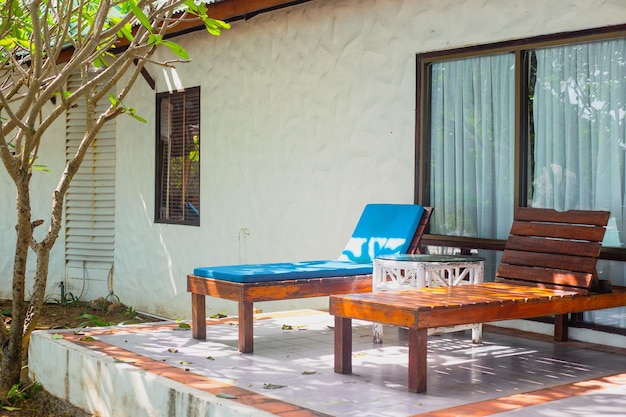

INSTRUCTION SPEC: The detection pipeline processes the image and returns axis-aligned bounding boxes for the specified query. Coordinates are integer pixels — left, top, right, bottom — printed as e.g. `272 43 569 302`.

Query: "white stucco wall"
111 0 626 318
0 103 67 300
3 0 623 319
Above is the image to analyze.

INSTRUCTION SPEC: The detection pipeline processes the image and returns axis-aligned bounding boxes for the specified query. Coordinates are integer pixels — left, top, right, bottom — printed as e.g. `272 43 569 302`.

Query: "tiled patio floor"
31 309 626 416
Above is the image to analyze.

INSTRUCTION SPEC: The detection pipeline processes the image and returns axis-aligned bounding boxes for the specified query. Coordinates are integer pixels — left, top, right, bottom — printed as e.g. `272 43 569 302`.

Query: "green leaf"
128 113 147 123
161 40 189 59
93 55 108 68
79 336 98 342
0 38 17 48
117 24 134 42
1 406 21 411
202 18 230 36
178 322 191 330
131 4 152 32
282 324 306 330
7 384 20 397
148 33 162 46
262 383 287 390
33 164 51 172
51 333 64 339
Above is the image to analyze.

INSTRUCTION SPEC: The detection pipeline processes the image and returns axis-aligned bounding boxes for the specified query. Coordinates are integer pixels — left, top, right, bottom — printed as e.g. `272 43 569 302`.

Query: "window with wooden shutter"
155 87 200 225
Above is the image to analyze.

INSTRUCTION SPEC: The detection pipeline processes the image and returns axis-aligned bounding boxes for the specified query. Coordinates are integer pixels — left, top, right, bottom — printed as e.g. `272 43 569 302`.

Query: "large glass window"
429 54 515 240
529 41 626 248
155 87 200 225
419 28 626 331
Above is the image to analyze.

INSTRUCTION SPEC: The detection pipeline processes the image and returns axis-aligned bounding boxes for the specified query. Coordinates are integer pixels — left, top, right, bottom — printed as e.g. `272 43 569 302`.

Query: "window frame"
155 86 201 226
415 24 626 261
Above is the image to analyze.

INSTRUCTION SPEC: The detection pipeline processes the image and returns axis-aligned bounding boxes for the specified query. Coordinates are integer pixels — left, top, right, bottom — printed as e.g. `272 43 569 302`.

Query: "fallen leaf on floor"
79 336 98 342
282 324 306 330
263 383 287 389
210 313 227 319
216 392 237 399
176 323 191 330
168 347 178 353
179 360 192 365
206 356 215 360
301 371 317 375
51 334 64 340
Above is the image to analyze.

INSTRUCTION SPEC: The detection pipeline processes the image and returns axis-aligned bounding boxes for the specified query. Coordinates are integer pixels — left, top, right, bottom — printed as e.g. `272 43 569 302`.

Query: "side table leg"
372 261 384 343
334 316 353 374
191 293 206 340
408 327 428 393
472 324 483 344
372 323 383 343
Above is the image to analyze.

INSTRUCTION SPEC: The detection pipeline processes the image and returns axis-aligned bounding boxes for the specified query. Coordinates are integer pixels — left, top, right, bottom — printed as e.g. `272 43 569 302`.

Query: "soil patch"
1 298 164 416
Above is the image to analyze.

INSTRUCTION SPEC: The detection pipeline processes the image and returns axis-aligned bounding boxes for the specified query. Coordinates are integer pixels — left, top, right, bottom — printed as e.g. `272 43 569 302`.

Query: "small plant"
76 313 114 328
122 306 137 318
62 291 79 306
43 293 61 304
1 381 42 411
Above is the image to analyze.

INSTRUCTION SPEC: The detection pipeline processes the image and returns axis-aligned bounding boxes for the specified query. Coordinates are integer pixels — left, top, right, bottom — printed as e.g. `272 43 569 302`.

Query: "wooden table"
329 283 626 393
372 254 484 343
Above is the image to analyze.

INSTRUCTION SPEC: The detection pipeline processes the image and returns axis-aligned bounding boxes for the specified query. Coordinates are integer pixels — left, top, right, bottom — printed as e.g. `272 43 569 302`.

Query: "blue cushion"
193 203 424 283
193 260 373 283
338 203 424 263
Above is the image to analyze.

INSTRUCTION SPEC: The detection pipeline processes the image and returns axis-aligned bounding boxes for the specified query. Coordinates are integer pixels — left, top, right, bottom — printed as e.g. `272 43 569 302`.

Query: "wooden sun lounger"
187 205 433 353
330 208 626 393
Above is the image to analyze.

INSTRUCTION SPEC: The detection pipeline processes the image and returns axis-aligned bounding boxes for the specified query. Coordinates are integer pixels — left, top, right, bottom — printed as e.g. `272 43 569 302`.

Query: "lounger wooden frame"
330 208 626 393
187 207 433 353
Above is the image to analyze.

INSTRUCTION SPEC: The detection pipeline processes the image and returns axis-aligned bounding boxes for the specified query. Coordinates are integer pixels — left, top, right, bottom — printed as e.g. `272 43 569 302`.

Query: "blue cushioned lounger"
188 203 432 352
193 203 425 283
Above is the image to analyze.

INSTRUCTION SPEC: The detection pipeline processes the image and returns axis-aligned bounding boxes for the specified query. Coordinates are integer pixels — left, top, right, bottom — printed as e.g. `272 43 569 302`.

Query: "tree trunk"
0 174 32 395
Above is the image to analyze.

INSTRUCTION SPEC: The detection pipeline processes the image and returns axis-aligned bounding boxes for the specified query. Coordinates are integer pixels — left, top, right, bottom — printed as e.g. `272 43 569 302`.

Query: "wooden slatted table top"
327 282 621 330
330 282 585 311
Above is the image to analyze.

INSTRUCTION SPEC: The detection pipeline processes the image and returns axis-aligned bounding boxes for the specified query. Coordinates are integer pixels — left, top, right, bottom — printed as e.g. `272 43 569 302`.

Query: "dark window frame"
415 24 626 261
155 87 201 226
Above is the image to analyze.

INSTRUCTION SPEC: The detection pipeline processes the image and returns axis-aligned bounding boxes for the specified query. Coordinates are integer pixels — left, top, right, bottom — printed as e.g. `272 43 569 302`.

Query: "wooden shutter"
64 73 115 300
156 87 200 225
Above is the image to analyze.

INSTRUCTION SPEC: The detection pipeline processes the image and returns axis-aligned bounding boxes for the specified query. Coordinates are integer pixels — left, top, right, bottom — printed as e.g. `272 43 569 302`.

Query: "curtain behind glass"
430 54 515 239
531 40 626 253
531 40 626 327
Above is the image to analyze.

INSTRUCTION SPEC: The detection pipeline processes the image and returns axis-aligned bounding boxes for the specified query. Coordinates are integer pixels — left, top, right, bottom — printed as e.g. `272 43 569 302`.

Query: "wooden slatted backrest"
495 208 610 293
407 207 434 255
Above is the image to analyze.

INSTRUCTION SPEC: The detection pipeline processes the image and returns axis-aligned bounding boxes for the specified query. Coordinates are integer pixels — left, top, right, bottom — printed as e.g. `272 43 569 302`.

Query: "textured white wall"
0 102 67 300
4 0 621 317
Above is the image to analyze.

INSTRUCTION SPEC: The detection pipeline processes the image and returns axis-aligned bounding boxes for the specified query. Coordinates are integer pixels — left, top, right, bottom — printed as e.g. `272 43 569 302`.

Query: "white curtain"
532 40 626 327
430 54 515 240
